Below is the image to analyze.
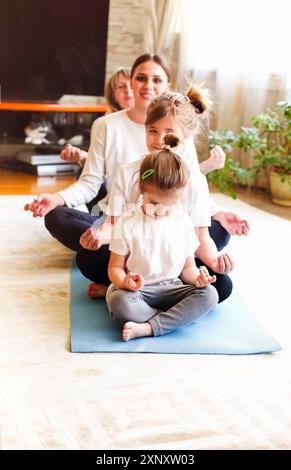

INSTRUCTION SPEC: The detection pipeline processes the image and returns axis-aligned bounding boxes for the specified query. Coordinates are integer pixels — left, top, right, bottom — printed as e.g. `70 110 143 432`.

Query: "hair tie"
162 144 171 150
141 169 155 181
192 99 204 114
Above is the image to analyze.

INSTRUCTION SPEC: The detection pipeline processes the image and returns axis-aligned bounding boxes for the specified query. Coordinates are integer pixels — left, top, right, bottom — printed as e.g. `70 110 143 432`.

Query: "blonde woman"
60 67 134 164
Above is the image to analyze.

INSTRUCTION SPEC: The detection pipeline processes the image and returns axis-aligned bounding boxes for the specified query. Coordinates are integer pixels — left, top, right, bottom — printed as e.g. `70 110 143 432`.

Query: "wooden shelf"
0 168 76 195
0 101 108 113
0 140 89 148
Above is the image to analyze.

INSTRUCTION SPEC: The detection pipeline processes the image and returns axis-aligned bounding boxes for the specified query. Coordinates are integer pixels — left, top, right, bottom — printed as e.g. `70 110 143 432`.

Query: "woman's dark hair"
131 53 171 82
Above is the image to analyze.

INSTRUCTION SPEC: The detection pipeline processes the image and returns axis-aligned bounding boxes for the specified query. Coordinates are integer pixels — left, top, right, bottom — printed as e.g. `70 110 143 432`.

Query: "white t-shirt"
110 206 199 285
105 158 211 227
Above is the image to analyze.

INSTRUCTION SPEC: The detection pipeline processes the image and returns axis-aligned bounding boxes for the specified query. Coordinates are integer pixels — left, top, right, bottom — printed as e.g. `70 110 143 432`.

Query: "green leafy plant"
239 101 291 183
207 130 249 199
207 101 291 198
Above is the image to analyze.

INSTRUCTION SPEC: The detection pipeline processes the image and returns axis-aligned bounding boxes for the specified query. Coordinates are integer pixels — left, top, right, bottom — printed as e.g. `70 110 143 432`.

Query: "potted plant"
207 101 291 205
238 101 291 206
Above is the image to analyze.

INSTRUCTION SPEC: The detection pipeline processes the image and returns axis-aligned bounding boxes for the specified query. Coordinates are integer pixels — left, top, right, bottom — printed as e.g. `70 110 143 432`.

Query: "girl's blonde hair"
104 67 131 112
145 83 212 137
139 134 189 193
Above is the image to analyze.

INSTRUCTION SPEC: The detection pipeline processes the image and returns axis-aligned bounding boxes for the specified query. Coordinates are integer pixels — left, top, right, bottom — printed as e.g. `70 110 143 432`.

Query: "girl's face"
146 114 185 152
114 74 134 109
141 184 184 219
131 61 169 110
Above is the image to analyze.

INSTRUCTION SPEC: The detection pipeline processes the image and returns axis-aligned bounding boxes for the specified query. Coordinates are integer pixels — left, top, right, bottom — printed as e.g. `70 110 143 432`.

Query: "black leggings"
200 219 232 302
45 209 232 303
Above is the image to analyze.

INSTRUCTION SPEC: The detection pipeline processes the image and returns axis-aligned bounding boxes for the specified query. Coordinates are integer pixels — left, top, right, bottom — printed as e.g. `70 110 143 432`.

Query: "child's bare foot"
86 283 108 299
122 321 153 341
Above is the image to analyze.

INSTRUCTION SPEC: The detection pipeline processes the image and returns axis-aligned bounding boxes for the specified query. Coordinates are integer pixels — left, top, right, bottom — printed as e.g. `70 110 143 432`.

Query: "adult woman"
60 67 134 165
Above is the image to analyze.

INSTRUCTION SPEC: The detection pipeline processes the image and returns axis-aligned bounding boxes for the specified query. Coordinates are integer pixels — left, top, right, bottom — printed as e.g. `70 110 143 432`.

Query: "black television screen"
0 0 109 101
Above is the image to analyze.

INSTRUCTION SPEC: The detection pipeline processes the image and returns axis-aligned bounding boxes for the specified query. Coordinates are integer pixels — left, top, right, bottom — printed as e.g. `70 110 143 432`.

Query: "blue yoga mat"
70 260 281 355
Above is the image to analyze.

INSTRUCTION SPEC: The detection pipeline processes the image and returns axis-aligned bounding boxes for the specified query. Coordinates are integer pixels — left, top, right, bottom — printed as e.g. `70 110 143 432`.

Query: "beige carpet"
0 194 291 450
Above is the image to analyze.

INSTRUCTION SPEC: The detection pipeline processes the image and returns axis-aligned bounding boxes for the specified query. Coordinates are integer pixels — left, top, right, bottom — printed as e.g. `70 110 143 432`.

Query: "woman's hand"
213 211 250 236
80 221 114 250
79 227 104 251
212 253 234 274
24 193 64 217
123 272 145 291
194 266 216 288
60 144 87 163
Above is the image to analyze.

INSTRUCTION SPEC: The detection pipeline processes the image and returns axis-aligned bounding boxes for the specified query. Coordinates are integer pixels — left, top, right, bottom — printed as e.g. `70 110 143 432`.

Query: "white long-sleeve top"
58 110 147 209
58 109 220 216
58 110 201 212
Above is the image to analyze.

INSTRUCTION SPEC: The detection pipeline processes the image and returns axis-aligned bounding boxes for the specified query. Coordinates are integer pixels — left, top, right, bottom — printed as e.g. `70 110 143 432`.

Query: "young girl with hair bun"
106 134 218 341
98 84 234 304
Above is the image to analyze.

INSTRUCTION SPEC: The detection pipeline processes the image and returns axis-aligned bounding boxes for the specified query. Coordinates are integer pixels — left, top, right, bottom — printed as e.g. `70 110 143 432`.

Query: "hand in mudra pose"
24 193 65 217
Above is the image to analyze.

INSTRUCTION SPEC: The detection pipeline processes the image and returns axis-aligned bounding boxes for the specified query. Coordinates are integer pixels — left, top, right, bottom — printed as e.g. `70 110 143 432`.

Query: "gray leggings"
106 279 218 336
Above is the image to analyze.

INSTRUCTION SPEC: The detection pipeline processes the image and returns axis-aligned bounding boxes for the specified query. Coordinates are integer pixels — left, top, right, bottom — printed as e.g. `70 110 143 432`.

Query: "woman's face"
146 114 185 152
131 61 169 110
114 74 134 109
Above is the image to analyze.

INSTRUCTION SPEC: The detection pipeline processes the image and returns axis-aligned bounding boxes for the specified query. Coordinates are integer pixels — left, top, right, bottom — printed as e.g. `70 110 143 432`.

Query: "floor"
227 185 291 222
1 193 290 450
1 168 290 221
0 168 76 196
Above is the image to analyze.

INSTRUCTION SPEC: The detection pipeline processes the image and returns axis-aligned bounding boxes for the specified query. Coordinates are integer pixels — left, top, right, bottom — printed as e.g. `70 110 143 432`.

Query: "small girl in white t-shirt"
106 134 218 341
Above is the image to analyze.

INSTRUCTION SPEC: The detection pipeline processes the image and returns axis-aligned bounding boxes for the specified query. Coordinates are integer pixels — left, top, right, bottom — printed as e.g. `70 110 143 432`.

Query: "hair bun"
163 133 180 149
187 84 209 114
191 98 205 114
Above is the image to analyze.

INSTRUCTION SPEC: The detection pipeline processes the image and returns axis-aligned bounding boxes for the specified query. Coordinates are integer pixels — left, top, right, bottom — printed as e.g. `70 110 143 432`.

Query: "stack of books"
15 150 80 176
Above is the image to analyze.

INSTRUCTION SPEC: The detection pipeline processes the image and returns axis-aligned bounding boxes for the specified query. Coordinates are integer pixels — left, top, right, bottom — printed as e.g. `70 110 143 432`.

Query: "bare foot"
86 283 108 299
122 321 153 341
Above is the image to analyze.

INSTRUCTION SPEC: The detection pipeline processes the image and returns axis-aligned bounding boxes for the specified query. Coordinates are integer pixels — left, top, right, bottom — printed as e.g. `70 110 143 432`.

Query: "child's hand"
24 193 64 217
60 144 87 163
213 211 250 236
208 145 226 171
212 253 234 274
123 272 145 291
194 266 216 288
79 227 104 251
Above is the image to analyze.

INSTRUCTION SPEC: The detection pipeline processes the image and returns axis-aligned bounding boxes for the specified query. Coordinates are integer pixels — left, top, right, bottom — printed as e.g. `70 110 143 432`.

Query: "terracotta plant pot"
269 170 291 206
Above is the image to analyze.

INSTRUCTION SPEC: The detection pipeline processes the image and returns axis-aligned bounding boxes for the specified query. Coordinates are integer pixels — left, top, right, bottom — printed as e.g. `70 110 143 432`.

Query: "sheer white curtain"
176 0 291 132
143 0 181 72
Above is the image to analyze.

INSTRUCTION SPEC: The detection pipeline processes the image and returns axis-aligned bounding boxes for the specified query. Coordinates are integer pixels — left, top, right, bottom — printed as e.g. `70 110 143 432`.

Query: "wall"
0 0 146 160
105 0 145 81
